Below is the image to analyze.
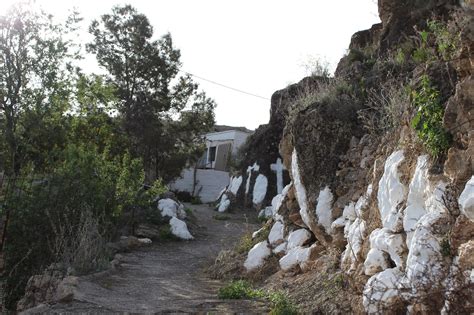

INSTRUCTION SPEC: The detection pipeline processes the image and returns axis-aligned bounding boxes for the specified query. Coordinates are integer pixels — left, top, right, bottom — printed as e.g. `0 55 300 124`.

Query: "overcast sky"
1 0 380 129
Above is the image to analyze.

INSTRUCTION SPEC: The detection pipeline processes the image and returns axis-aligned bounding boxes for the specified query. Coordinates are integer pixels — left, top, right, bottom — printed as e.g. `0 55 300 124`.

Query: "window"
208 146 217 162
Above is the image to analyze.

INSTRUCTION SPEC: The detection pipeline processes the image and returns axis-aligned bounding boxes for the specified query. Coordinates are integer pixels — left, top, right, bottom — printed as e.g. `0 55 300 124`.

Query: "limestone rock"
244 241 271 271
169 217 193 240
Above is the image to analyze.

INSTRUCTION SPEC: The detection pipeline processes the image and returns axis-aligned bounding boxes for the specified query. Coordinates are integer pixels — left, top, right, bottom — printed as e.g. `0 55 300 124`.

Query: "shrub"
268 291 298 315
235 224 270 254
218 280 265 299
190 196 202 205
411 75 451 156
218 281 298 314
2 145 151 309
357 80 410 136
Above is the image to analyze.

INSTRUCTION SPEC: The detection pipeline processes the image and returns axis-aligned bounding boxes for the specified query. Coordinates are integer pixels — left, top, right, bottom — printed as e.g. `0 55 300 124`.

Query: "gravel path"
24 204 268 314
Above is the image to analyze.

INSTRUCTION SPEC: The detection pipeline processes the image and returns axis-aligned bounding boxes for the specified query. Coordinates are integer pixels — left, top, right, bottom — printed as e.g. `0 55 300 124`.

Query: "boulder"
169 217 193 240
244 241 271 271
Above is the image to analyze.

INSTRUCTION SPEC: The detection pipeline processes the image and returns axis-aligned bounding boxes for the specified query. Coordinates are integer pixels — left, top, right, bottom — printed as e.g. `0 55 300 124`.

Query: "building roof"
212 125 253 133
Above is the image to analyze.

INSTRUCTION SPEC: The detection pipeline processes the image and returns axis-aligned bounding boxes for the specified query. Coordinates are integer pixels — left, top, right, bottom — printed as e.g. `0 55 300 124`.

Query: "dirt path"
24 204 268 314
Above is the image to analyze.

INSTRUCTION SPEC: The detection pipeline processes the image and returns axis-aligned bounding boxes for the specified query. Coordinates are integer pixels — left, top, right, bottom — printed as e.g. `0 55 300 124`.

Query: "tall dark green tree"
88 5 215 182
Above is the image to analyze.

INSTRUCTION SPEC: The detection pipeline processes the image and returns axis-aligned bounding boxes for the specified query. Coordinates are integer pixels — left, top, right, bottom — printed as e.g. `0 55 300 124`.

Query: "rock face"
236 1 473 313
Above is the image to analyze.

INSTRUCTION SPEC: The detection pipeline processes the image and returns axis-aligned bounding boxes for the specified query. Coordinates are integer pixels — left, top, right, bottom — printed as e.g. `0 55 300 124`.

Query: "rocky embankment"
215 0 473 313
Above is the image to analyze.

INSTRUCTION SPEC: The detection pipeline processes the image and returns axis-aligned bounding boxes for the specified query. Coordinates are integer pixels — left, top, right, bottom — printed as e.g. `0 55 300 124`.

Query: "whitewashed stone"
169 217 194 240
253 174 268 205
287 229 312 250
229 176 243 195
273 242 287 255
378 150 407 232
279 246 312 271
245 162 260 195
403 155 430 247
158 198 180 218
217 194 230 212
292 149 310 228
367 228 406 268
459 176 474 221
258 206 273 219
271 158 286 194
316 186 334 234
364 248 390 276
363 268 406 314
268 221 285 245
244 241 271 271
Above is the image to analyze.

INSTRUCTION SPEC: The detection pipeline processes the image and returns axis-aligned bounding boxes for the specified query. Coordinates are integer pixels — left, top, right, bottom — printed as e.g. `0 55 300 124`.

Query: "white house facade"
169 127 252 203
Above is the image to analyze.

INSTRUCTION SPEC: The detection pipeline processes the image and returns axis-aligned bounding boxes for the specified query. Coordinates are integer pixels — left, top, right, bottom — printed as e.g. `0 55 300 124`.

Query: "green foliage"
218 280 265 300
213 213 230 221
87 5 215 183
190 196 202 205
427 20 461 61
218 281 298 314
411 75 451 156
159 224 178 240
440 236 452 257
268 291 298 315
236 224 270 254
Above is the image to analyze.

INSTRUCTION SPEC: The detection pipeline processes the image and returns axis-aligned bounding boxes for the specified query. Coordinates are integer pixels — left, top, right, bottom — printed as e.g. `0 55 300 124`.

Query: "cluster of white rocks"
158 198 193 240
241 148 473 314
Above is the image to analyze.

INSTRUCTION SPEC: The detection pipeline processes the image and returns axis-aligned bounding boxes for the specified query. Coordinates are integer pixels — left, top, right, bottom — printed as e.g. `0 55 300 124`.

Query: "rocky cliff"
215 0 473 313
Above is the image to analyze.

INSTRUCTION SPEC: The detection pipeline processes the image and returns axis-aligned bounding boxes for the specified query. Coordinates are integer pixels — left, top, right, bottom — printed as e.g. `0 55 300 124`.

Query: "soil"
22 204 269 314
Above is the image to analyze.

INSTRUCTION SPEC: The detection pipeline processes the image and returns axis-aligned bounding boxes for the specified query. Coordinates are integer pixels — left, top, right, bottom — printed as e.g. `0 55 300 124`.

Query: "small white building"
170 126 252 203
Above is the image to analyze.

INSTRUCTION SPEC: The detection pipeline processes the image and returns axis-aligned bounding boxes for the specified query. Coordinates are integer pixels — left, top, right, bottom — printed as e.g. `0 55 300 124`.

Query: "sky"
0 0 380 130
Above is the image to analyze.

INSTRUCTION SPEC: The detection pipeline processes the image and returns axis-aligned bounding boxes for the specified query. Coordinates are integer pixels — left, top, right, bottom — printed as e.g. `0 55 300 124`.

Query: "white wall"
169 168 230 203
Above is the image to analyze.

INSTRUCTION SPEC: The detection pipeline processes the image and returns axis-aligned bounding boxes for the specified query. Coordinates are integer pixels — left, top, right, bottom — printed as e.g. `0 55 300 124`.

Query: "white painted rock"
244 241 271 271
169 217 194 240
252 227 265 239
268 221 285 245
363 267 406 314
287 229 312 250
316 186 334 234
364 248 389 276
291 149 310 228
258 206 273 219
218 194 230 212
137 238 152 245
378 150 407 232
158 198 179 218
367 228 406 268
459 176 474 221
253 174 268 205
273 242 287 255
279 246 311 271
229 176 243 195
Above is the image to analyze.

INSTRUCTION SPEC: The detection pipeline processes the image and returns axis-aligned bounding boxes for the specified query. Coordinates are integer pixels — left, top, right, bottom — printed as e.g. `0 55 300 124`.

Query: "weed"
218 280 265 299
213 213 230 221
268 291 298 315
218 281 298 314
190 196 202 205
159 224 177 240
440 235 452 257
411 75 451 156
236 225 270 254
185 207 193 216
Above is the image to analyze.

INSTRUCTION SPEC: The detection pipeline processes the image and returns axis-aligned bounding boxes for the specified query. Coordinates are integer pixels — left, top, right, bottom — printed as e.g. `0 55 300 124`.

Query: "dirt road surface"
23 204 268 314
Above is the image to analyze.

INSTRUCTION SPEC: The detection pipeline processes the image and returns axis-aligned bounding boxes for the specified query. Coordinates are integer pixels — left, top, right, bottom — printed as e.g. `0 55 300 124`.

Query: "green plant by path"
218 280 298 314
411 75 451 157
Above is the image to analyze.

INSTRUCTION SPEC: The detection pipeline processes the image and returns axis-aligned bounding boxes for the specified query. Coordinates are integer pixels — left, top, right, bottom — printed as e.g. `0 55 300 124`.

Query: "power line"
180 70 270 101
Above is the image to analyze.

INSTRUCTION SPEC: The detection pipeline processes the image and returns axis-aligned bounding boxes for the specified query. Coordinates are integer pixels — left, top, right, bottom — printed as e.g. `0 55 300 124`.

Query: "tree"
0 3 80 174
88 5 215 182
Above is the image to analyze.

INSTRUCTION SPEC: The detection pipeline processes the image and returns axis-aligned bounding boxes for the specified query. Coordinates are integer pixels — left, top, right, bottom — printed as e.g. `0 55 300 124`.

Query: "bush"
268 291 298 315
411 75 451 156
218 280 265 299
2 145 152 309
218 281 298 314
